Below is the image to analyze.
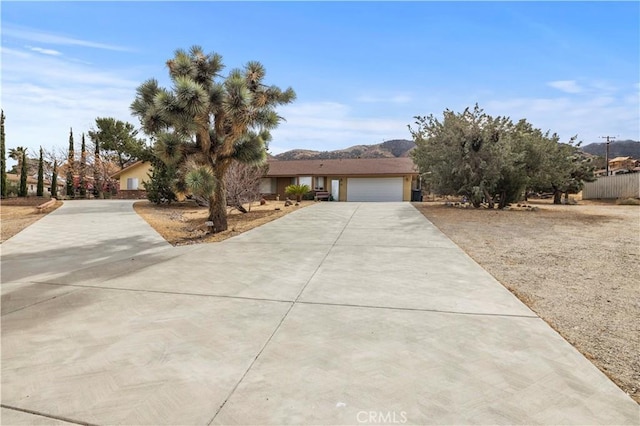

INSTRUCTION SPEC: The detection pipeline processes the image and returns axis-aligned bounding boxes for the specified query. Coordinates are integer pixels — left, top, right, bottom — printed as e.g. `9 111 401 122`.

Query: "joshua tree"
130 45 295 232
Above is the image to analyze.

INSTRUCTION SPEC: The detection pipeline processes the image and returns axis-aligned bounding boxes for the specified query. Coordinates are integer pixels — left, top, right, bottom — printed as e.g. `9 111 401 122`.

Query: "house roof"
6 173 40 185
110 161 148 179
609 156 631 163
266 157 418 177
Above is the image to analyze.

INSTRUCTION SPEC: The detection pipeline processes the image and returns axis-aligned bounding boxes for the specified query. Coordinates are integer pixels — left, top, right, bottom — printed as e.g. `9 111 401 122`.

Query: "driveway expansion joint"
1 404 93 426
295 300 540 319
207 204 362 425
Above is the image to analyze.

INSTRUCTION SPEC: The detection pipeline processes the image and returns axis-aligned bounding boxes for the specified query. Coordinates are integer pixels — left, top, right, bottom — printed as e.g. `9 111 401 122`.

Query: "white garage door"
347 177 403 202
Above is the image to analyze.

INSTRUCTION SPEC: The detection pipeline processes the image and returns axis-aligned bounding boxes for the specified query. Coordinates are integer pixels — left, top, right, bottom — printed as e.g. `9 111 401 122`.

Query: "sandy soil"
1 197 63 243
414 199 640 403
134 199 314 245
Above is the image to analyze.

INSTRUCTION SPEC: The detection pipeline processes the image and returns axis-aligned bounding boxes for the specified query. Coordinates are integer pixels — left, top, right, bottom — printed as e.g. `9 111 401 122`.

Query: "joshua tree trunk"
208 166 228 233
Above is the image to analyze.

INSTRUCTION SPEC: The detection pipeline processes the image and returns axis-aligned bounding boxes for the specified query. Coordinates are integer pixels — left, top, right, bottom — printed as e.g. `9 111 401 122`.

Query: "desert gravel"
415 200 640 403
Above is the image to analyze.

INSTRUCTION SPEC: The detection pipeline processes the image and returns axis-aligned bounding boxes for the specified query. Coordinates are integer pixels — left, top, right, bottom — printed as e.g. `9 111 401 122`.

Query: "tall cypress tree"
51 160 58 198
37 146 44 196
19 150 27 197
79 133 87 198
1 110 6 198
93 136 102 198
66 128 75 198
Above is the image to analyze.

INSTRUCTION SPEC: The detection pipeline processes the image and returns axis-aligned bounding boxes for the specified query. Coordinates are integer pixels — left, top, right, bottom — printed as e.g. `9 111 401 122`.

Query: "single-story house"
110 157 421 202
110 161 153 198
262 157 420 202
5 173 63 196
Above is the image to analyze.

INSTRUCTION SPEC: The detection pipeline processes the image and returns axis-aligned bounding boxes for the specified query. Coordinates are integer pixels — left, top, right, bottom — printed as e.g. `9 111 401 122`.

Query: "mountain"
273 139 415 161
581 140 640 158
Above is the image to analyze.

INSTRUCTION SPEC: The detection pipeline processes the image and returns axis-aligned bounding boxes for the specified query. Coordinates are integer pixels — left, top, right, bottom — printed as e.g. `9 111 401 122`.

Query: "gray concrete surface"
1 201 638 425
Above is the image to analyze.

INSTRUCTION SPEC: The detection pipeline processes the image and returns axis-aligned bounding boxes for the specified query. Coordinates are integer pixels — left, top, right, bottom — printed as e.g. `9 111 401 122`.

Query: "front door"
331 179 340 201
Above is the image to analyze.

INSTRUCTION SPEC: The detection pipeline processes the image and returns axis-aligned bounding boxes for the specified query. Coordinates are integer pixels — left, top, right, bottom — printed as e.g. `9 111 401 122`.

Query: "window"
260 178 276 194
314 176 325 190
298 176 312 187
127 178 139 190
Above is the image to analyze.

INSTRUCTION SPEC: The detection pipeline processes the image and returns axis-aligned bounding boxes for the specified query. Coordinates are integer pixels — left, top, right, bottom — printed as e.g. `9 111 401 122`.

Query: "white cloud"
27 46 62 56
269 102 411 154
484 91 638 143
547 80 584 94
1 47 141 159
3 25 134 52
356 93 412 104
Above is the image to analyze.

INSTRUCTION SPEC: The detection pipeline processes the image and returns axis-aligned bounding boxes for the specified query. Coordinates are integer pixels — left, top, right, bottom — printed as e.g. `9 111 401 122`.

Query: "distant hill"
274 139 415 160
581 140 640 158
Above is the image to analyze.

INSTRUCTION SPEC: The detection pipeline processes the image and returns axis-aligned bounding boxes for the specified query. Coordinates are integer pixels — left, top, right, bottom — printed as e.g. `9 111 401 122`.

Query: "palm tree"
130 46 295 232
285 184 311 202
8 146 27 189
8 146 27 170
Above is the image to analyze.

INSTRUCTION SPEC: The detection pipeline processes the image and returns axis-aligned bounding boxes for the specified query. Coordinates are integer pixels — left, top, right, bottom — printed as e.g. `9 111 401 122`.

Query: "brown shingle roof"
266 157 417 177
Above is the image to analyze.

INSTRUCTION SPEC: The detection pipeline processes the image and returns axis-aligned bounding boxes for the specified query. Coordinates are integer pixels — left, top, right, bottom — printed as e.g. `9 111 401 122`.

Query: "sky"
1 1 639 163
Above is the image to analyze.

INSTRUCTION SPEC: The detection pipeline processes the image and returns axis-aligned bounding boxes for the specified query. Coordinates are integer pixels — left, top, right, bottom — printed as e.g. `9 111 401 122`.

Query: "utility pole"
600 135 616 176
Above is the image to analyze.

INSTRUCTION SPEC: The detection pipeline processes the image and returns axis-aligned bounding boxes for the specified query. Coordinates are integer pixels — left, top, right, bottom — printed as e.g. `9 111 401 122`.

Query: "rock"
284 200 293 207
260 198 267 205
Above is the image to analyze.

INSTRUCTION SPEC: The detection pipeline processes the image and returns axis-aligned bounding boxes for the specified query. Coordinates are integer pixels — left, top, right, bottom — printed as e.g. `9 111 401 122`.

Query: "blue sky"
2 1 638 161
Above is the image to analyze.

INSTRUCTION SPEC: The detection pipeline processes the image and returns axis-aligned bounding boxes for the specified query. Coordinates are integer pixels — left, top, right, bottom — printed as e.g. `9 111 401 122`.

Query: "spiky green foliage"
37 147 44 196
285 184 311 202
19 151 27 197
0 110 6 198
131 46 295 232
66 128 75 198
51 160 58 198
184 162 216 199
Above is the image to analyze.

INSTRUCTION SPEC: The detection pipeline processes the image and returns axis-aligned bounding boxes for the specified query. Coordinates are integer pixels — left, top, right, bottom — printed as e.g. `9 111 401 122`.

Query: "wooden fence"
582 173 640 199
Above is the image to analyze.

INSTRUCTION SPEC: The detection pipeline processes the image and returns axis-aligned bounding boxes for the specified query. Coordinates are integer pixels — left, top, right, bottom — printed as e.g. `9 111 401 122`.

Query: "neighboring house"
262 157 420 202
5 173 63 196
110 161 152 199
609 157 638 175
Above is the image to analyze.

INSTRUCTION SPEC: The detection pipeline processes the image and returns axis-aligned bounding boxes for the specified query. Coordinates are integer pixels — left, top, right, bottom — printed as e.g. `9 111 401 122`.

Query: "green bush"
285 184 311 202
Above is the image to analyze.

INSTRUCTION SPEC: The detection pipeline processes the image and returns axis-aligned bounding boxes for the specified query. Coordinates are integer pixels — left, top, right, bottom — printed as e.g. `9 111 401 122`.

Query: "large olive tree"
131 46 295 232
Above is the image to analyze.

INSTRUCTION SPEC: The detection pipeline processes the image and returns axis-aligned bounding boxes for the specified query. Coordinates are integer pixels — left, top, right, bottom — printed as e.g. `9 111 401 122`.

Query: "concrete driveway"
1 201 637 425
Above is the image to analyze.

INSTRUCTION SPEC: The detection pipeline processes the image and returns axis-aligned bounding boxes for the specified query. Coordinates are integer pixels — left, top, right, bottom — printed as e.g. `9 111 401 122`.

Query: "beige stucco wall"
118 163 153 191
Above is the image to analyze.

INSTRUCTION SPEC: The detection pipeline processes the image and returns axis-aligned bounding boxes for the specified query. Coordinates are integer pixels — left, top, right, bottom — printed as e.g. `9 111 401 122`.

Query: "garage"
347 177 404 202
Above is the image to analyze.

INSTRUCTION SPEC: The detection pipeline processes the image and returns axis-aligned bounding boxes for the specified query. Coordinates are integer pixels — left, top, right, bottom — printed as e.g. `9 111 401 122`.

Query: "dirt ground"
1 197 63 243
414 199 640 403
133 199 313 245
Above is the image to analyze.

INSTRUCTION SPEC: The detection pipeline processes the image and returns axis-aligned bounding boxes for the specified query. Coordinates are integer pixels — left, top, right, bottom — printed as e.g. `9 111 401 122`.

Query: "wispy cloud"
269 102 411 154
3 25 134 52
1 46 141 157
547 80 584 94
27 46 62 56
356 93 412 104
485 92 638 143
